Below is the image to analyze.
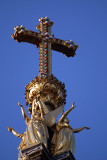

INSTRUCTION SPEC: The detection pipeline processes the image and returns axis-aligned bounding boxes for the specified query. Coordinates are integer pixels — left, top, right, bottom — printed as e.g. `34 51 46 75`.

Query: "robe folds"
51 126 75 156
26 118 49 148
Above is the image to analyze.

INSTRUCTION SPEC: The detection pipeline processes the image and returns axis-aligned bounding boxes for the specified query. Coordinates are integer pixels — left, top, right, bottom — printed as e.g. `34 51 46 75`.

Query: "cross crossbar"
12 17 78 77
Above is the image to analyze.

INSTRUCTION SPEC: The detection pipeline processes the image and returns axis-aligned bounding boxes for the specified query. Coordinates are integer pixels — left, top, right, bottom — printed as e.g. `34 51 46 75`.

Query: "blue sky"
1 0 107 159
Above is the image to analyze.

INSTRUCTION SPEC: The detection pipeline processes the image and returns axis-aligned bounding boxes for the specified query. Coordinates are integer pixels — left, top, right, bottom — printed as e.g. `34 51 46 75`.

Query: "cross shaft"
12 17 78 77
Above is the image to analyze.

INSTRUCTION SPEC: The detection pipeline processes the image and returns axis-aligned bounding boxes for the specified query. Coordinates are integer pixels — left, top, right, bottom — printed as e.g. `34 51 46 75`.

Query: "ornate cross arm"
11 26 40 47
12 26 78 57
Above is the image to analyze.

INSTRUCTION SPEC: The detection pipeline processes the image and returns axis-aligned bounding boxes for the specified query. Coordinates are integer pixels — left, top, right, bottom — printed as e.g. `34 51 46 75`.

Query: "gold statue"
8 99 90 159
9 102 49 149
8 98 64 148
8 84 90 160
51 103 90 156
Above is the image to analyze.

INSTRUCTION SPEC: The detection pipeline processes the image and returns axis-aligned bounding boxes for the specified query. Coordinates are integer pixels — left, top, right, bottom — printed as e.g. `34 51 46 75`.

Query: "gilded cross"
12 17 78 77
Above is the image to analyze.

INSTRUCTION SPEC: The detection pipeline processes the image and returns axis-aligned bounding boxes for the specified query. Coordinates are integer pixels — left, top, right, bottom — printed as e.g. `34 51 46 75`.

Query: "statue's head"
25 75 66 114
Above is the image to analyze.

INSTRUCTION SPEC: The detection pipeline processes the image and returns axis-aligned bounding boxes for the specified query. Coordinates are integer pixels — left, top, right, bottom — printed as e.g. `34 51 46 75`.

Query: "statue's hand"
8 127 13 132
84 127 90 130
72 102 76 109
18 102 23 108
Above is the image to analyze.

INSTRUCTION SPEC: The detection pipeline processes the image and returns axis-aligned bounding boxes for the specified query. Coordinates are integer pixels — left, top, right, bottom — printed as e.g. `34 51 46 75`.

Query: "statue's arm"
8 127 24 138
73 127 90 133
37 101 44 118
32 100 44 118
18 102 30 124
58 102 76 123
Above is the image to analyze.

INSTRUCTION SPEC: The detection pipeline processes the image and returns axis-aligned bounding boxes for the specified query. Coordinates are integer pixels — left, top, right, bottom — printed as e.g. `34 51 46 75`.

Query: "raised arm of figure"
58 102 76 124
37 100 45 118
8 127 24 138
73 127 90 133
18 102 30 124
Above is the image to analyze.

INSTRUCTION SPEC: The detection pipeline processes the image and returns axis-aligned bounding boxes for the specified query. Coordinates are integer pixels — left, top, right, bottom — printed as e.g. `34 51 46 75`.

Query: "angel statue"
8 100 49 160
51 103 90 156
8 99 64 158
8 99 89 159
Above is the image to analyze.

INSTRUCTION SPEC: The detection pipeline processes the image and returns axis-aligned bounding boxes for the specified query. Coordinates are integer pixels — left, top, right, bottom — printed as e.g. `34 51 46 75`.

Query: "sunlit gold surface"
8 17 90 160
8 100 90 160
25 75 66 111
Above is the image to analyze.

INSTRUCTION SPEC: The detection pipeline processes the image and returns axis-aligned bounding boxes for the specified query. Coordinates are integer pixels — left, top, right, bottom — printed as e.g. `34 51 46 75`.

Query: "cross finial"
12 17 78 78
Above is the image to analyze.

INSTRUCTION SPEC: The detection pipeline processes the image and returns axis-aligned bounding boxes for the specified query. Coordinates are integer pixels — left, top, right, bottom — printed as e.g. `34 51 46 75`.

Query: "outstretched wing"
49 105 64 118
45 105 64 126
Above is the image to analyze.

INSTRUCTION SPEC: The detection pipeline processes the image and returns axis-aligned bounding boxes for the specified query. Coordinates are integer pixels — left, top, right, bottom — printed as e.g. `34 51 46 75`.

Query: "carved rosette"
25 75 66 113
